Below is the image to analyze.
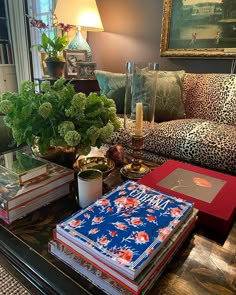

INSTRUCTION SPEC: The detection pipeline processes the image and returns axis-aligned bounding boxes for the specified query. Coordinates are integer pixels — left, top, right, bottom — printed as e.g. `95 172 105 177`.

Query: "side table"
34 77 100 95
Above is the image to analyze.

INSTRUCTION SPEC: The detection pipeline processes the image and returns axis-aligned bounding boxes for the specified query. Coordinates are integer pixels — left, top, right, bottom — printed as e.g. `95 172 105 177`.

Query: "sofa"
95 70 236 175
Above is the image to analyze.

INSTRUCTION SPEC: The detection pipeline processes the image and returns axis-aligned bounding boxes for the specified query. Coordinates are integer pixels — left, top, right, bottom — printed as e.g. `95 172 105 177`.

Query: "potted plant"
0 78 120 167
29 16 73 78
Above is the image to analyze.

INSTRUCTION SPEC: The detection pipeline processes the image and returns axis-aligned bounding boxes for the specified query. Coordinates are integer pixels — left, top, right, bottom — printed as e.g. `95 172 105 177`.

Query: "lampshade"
54 0 103 31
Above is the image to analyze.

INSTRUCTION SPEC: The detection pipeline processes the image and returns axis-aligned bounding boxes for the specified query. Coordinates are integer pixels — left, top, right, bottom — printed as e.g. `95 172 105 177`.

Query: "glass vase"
120 61 159 180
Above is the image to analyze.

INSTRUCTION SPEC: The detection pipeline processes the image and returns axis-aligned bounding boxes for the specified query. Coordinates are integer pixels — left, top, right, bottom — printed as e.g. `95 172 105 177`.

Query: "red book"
138 160 236 235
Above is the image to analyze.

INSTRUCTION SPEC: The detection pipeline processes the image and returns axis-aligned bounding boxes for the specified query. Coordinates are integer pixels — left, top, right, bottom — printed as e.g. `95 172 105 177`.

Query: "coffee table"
0 155 235 294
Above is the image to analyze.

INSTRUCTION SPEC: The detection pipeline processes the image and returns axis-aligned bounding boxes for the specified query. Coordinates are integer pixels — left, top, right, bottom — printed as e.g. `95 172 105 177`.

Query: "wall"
88 0 233 73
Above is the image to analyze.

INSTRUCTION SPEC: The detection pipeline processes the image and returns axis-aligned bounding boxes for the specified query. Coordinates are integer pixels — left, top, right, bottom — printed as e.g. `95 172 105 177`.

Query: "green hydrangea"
53 77 66 89
58 121 75 137
20 80 35 95
38 102 52 118
64 130 81 146
99 122 114 141
40 81 51 92
86 126 100 146
0 99 13 114
0 78 120 155
65 93 86 119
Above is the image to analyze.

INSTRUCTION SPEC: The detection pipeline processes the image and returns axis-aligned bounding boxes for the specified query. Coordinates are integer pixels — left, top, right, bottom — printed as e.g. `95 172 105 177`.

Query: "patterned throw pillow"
154 70 186 122
183 73 236 126
130 69 186 122
95 69 186 122
94 70 126 114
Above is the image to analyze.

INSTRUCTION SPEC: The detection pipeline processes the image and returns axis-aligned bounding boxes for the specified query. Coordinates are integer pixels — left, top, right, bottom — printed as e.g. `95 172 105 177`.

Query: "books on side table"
49 180 198 295
0 151 75 224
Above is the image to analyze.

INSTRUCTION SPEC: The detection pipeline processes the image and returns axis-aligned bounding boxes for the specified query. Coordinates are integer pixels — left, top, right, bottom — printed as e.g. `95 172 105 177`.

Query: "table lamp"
54 0 103 61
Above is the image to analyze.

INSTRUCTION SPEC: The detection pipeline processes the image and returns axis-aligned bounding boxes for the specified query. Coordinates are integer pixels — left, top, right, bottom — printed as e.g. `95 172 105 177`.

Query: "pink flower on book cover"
158 227 172 241
127 217 143 227
113 247 134 265
170 207 183 217
98 235 110 246
135 231 149 244
109 230 117 237
69 219 84 228
88 207 95 212
92 216 104 224
146 215 157 223
115 197 140 213
123 231 149 244
106 207 113 213
88 228 100 235
96 199 111 207
84 213 90 219
127 184 136 190
113 222 127 230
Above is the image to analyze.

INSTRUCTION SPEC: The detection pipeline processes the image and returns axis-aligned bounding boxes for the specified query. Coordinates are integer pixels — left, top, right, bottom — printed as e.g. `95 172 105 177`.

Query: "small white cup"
77 169 103 208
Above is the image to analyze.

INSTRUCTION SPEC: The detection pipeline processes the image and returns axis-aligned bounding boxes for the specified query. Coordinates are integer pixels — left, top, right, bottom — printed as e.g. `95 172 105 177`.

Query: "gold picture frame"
160 0 236 58
63 50 87 78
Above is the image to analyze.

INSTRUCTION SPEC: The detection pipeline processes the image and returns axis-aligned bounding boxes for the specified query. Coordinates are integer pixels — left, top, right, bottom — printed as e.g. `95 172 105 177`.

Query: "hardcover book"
53 209 198 294
138 160 236 235
0 158 74 224
1 151 48 184
56 180 194 280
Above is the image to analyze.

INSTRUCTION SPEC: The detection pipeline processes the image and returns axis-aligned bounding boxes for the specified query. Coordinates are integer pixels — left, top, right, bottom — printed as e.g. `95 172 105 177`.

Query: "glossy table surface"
0 160 235 295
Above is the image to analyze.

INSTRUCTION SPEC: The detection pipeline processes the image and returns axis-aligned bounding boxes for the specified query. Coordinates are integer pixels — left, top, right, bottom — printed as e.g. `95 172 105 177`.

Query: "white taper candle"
135 102 143 136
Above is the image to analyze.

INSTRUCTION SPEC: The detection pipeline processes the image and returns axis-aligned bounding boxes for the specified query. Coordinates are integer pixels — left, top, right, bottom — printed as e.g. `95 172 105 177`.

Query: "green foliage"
0 78 120 155
33 32 68 61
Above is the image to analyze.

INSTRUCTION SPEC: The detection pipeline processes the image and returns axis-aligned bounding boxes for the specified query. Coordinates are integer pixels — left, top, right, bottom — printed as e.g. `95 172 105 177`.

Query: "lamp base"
68 31 92 62
120 163 150 180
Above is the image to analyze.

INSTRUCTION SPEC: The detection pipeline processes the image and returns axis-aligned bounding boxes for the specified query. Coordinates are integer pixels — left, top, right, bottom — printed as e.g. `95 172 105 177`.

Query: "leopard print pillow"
183 73 236 126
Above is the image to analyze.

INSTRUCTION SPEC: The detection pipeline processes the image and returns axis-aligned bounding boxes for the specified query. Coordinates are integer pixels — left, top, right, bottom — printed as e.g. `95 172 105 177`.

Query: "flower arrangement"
0 78 120 156
29 15 73 61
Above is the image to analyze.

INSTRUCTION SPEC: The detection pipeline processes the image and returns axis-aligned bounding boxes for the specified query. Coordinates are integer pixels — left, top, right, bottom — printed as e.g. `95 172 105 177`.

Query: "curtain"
7 0 32 90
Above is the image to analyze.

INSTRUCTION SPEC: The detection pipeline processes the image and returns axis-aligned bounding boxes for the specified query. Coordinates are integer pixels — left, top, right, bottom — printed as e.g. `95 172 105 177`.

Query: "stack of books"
0 151 75 224
49 180 198 295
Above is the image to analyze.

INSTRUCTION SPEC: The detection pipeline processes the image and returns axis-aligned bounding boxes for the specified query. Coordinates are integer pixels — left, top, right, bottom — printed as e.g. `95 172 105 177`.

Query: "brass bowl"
74 156 115 178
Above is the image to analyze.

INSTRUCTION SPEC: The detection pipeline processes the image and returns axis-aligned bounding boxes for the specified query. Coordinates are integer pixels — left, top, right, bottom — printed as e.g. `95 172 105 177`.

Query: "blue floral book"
56 180 193 280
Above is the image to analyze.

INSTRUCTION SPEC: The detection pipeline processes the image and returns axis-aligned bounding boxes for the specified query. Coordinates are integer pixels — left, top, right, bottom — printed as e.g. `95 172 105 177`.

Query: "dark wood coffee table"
0 156 235 294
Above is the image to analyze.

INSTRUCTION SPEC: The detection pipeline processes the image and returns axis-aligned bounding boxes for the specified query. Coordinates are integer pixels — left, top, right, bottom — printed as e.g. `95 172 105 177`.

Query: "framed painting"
63 50 87 78
160 0 236 58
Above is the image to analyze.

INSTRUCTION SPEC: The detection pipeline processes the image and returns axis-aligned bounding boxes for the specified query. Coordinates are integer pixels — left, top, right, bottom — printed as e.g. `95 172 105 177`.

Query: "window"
27 0 56 78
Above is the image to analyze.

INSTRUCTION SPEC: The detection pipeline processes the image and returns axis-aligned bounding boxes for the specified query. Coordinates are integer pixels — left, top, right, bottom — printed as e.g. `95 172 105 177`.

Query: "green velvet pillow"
155 71 186 122
94 70 126 114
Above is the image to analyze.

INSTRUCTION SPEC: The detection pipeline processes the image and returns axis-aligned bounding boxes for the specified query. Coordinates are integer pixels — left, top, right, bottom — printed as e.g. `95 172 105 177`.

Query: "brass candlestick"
120 135 150 180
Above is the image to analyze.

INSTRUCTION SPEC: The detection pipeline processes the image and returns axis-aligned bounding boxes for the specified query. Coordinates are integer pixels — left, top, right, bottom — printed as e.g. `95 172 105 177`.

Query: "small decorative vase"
45 60 65 78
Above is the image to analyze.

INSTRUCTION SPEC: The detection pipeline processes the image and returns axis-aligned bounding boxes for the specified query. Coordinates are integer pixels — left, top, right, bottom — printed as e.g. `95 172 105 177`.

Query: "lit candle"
135 102 143 136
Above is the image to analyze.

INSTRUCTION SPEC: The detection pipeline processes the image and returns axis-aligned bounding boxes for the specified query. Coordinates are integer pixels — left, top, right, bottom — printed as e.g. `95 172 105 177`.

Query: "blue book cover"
56 180 193 279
